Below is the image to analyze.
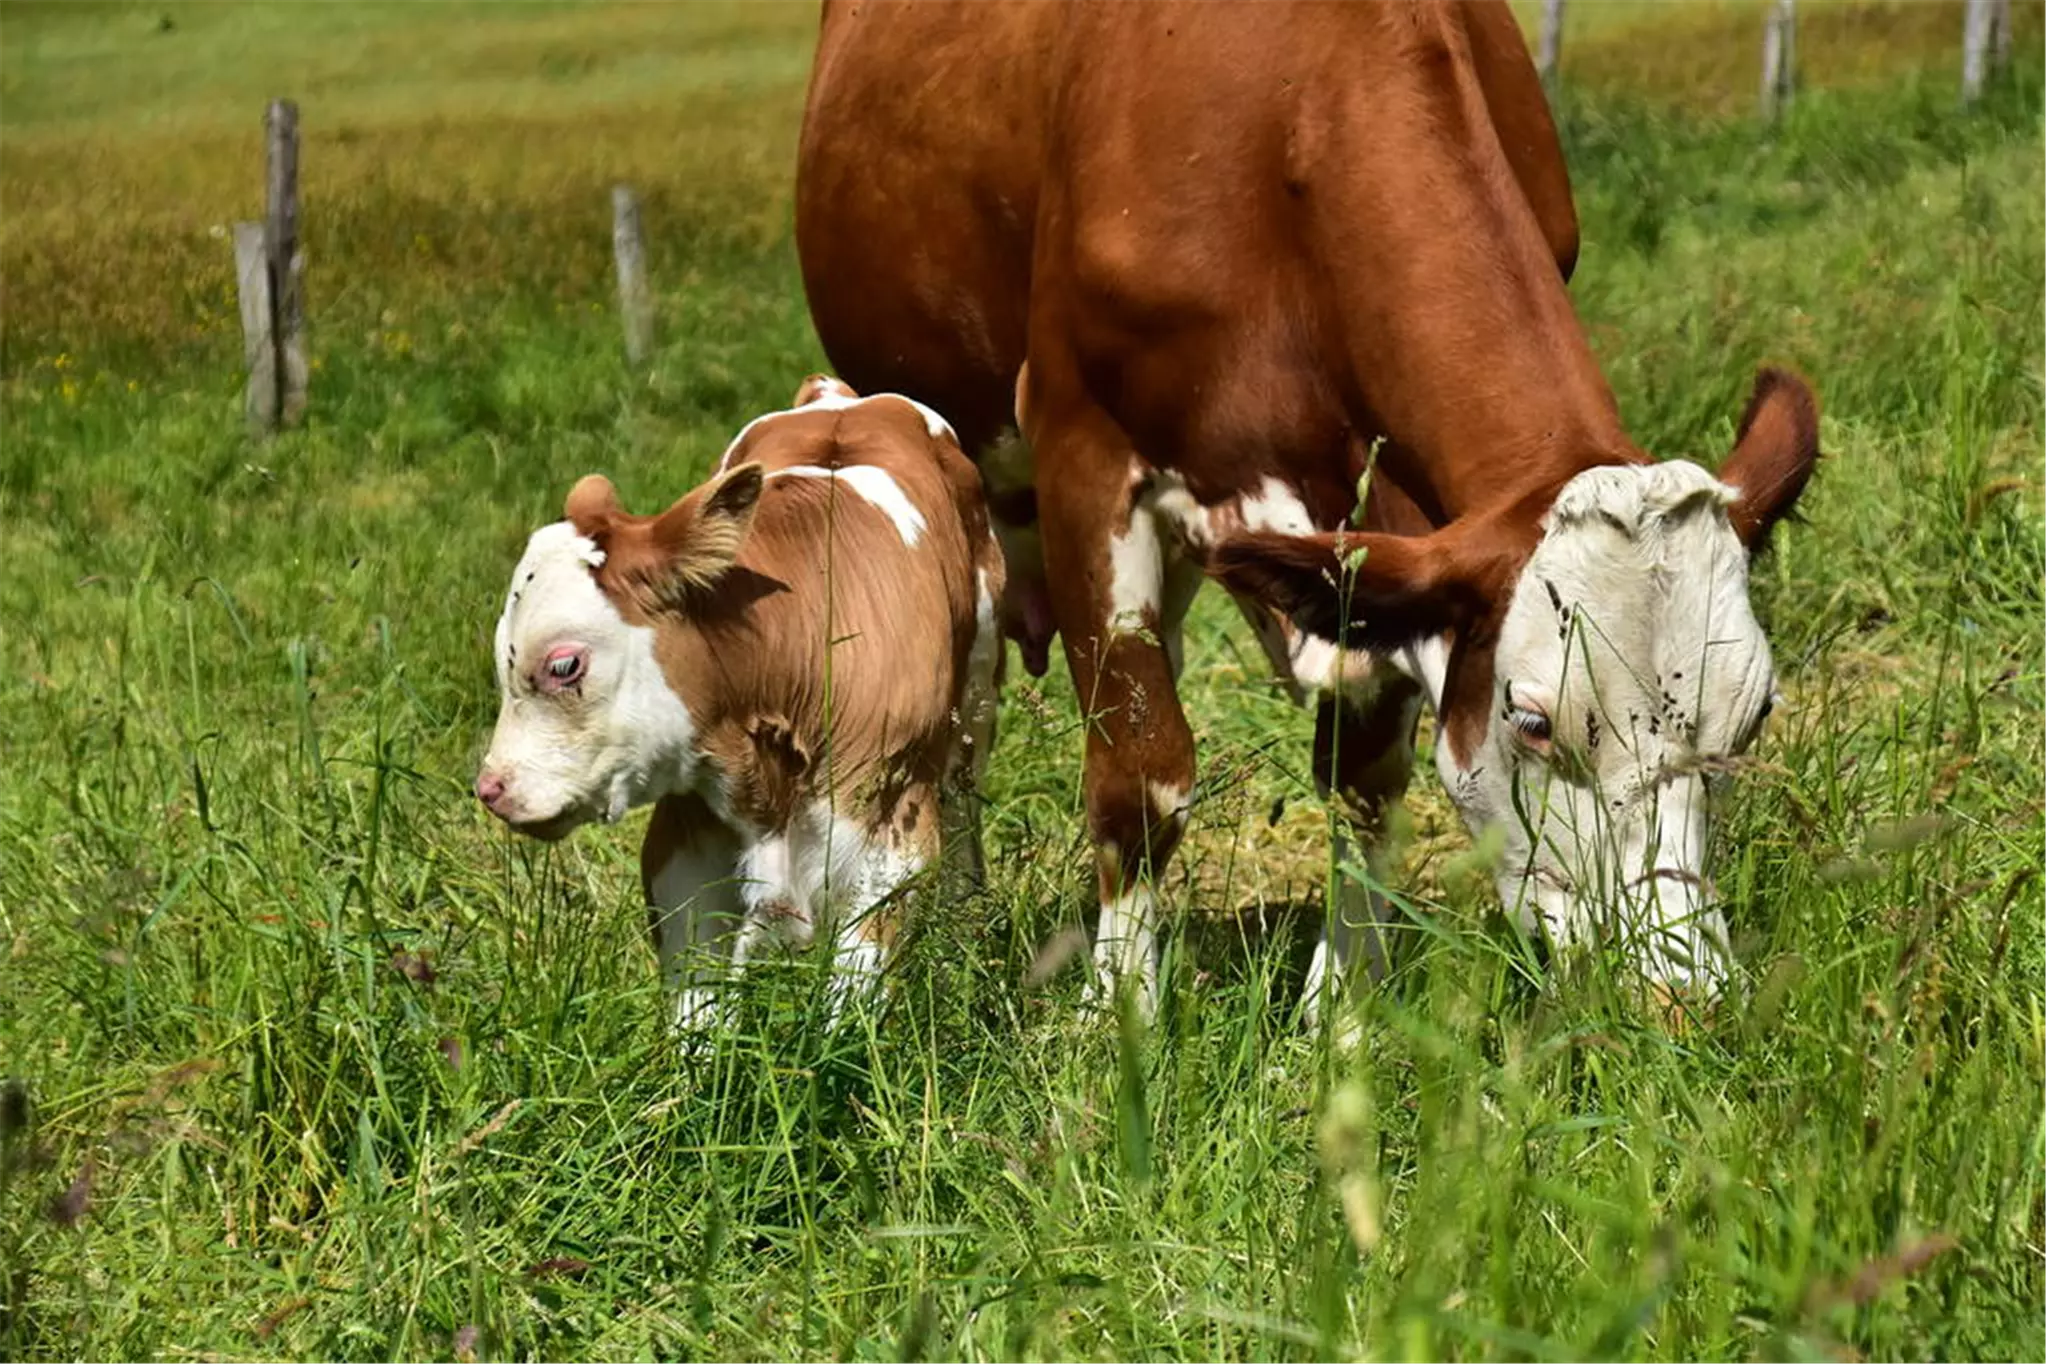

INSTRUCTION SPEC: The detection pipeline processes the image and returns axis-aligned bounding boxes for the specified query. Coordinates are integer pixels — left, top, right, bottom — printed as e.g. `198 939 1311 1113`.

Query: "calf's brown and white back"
476 376 1004 1027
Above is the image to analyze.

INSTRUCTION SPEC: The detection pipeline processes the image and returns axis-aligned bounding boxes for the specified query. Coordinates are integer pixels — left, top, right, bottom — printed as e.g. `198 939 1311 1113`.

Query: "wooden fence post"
233 98 306 434
233 224 278 434
612 185 653 368
1761 0 1797 122
1537 0 1565 88
1962 0 1996 105
266 99 307 427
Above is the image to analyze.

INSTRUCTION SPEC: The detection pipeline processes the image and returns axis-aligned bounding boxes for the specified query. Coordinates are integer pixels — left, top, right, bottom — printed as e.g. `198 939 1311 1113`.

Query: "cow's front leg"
1233 602 1425 1027
1303 675 1424 1026
1036 411 1195 1023
640 793 747 1035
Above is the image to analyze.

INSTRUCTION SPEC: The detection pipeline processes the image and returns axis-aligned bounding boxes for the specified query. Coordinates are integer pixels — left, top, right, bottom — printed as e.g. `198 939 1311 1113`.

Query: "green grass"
2 3 2041 1360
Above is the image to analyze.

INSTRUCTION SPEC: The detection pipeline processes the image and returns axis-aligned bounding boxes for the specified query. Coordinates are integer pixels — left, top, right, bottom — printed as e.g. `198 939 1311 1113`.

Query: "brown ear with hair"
562 464 767 613
1209 522 1503 650
1720 367 1820 553
649 462 765 593
565 474 624 538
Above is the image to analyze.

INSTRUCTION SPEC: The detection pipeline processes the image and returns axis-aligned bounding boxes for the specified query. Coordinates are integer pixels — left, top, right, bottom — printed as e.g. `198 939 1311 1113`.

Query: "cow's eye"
1508 706 1552 745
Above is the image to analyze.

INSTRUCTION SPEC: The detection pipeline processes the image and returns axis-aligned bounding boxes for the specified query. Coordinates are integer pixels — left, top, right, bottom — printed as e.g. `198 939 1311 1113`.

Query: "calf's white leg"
641 794 747 1034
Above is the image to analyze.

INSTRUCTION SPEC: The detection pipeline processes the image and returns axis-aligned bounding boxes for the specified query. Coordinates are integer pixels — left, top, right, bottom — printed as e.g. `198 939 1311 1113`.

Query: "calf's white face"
478 523 696 840
1445 461 1778 987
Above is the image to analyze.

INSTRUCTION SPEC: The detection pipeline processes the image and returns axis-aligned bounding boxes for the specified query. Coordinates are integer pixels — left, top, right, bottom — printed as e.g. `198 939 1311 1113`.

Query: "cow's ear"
1210 523 1503 649
1720 367 1820 553
649 461 765 593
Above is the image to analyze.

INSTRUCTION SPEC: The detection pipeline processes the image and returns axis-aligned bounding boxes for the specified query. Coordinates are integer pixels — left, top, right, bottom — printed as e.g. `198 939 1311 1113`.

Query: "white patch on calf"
768 464 928 547
725 801 925 1013
483 522 697 833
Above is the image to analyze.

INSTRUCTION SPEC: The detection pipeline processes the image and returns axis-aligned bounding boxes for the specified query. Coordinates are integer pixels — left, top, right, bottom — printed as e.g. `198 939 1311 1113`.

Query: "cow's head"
475 464 765 839
1213 369 1819 992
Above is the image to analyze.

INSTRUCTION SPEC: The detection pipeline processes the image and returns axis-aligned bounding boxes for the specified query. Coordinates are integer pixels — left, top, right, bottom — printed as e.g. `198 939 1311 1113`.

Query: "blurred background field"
2 3 2042 1360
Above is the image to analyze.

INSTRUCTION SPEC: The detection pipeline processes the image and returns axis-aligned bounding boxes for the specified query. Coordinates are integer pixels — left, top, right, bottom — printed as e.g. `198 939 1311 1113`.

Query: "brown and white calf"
797 0 1820 1021
475 376 1005 1026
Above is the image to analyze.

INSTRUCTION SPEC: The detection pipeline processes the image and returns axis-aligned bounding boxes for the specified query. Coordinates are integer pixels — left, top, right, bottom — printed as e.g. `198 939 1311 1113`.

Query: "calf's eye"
538 647 585 690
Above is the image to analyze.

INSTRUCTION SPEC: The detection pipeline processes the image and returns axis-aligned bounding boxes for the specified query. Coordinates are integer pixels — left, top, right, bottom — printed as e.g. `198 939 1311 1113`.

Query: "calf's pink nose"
475 771 507 810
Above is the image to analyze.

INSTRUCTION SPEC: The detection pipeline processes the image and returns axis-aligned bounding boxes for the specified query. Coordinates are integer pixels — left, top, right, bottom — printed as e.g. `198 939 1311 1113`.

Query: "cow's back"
796 0 1578 468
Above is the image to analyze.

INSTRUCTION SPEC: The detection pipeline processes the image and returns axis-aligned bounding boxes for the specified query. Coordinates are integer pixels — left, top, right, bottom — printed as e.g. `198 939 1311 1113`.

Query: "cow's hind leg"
1036 410 1195 1023
641 793 747 1035
940 562 1004 897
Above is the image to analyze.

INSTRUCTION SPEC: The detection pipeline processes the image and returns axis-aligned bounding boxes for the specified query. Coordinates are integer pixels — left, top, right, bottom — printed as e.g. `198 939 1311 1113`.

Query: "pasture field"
2 2 2042 1359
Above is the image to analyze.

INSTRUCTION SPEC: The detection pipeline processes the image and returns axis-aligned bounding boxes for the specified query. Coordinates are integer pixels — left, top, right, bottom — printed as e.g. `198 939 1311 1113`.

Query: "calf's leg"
641 793 747 1034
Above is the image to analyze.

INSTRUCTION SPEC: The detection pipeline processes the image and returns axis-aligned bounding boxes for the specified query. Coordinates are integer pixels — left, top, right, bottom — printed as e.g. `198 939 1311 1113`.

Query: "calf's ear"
565 474 623 538
1720 367 1820 553
649 461 766 594
1209 522 1504 650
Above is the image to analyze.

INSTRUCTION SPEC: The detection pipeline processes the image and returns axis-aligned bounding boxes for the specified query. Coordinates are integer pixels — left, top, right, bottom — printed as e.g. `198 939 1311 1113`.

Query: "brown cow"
477 376 1005 1028
797 0 1819 1022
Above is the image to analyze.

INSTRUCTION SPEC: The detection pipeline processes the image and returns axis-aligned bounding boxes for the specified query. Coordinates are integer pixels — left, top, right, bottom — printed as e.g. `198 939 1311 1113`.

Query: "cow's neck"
1323 83 1644 524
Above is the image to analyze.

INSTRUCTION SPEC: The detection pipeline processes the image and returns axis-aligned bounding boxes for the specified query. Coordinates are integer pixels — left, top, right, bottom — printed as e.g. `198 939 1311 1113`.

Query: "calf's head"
476 463 765 839
1216 369 1819 989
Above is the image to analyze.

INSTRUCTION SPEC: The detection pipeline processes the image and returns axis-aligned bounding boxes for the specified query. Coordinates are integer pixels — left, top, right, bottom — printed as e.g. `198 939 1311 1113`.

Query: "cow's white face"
1441 460 1778 989
477 523 696 841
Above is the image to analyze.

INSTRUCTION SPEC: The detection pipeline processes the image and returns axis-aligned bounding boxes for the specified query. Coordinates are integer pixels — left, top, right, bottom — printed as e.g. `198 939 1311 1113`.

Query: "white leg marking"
1085 853 1161 1022
1106 499 1165 636
818 812 922 1027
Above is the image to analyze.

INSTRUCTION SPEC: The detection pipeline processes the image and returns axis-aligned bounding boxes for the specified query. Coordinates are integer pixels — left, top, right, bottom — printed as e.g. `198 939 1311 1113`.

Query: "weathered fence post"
233 98 306 434
1760 0 1797 123
233 224 278 434
612 185 652 368
1965 0 2015 101
1537 0 1565 88
266 99 307 427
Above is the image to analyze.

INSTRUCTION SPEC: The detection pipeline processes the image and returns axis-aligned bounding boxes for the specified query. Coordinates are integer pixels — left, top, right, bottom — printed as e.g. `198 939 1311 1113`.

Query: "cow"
795 0 1820 1022
475 376 1006 1028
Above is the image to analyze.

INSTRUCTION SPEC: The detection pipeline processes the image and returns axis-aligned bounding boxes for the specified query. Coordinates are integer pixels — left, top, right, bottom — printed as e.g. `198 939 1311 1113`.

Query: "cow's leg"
1231 601 1423 1025
641 793 747 1034
1036 414 1195 1022
1303 672 1425 1026
940 563 1004 896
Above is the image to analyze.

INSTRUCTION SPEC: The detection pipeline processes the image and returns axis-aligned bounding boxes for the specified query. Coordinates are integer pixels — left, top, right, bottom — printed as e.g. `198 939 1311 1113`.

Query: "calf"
476 376 1004 1026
